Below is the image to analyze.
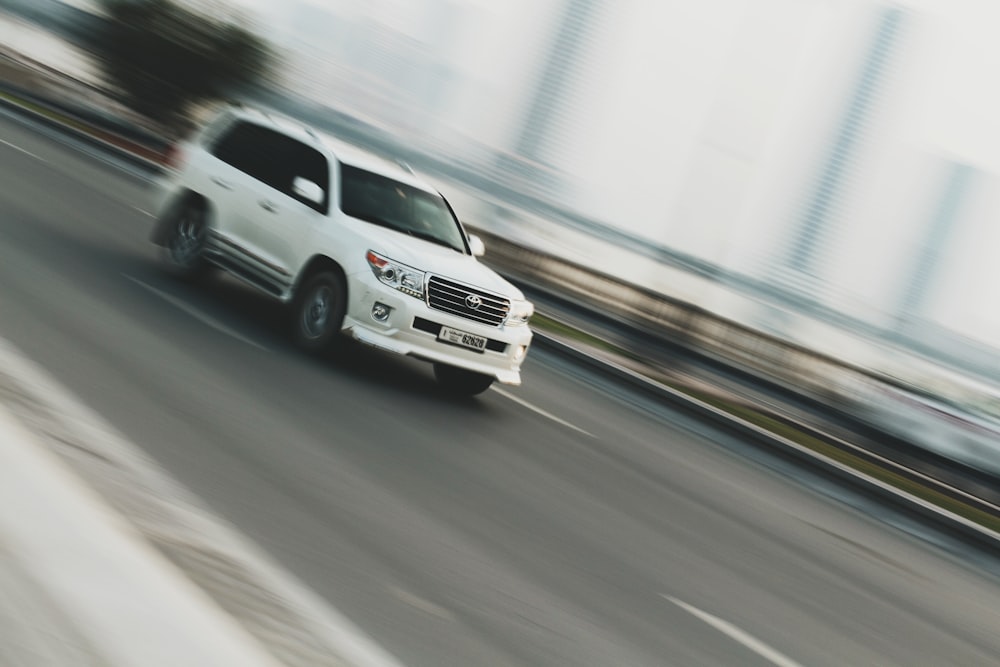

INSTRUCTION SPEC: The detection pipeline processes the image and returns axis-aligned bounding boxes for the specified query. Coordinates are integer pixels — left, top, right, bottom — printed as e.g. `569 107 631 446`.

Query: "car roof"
224 106 438 194
321 137 433 191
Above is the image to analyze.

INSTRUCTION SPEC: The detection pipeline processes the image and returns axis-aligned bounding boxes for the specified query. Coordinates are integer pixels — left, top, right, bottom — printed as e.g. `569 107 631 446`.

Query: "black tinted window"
211 121 269 176
211 121 329 213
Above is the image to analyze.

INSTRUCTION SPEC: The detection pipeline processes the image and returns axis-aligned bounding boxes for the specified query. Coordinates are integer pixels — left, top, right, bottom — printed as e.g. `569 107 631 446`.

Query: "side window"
210 121 328 213
274 138 329 213
211 121 265 175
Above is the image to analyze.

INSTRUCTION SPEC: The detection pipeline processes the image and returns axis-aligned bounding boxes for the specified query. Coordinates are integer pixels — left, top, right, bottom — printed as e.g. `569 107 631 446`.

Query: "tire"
434 363 495 396
160 199 210 280
292 271 346 353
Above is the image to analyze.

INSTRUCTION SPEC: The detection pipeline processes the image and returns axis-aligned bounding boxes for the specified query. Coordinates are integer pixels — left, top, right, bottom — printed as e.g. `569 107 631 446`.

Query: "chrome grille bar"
427 275 509 326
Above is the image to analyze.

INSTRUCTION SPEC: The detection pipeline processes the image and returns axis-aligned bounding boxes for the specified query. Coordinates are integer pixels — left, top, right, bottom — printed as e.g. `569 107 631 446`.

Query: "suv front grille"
427 275 509 327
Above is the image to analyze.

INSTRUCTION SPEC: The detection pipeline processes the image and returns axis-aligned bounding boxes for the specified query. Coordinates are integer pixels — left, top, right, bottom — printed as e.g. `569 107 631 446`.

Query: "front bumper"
342 271 532 385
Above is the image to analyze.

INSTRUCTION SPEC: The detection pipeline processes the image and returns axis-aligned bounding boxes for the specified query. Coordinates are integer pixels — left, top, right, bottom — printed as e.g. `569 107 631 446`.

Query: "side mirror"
292 177 324 205
468 234 486 257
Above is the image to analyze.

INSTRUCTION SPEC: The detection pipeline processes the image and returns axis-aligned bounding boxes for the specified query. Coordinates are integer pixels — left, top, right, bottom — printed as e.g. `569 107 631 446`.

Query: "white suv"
150 107 533 395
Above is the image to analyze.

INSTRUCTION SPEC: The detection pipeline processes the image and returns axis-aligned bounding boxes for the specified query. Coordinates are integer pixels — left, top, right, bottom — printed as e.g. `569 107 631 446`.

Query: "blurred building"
278 0 466 140
772 5 910 305
493 0 608 198
894 160 976 335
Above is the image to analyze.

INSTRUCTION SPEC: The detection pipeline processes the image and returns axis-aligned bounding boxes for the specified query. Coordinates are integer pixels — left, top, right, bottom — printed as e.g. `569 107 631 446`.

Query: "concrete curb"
0 334 406 667
533 331 1000 552
0 404 284 667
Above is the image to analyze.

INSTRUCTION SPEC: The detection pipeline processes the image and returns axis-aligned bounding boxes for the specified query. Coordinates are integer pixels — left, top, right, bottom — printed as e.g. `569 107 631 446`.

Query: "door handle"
259 200 277 213
211 176 233 190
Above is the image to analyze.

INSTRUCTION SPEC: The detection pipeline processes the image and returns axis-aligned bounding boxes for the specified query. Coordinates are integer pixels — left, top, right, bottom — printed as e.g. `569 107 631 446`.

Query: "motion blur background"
2 0 999 407
7 3 1000 664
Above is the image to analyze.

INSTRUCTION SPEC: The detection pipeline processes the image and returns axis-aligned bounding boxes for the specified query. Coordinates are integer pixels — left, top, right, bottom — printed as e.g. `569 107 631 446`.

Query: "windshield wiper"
347 211 463 252
349 212 407 233
405 229 463 252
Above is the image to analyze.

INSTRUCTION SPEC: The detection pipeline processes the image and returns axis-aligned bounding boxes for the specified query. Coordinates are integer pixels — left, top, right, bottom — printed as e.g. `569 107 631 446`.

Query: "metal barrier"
472 227 875 409
472 226 1000 476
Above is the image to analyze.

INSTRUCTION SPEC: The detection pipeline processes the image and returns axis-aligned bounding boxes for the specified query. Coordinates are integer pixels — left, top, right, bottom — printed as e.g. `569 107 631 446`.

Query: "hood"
359 224 525 299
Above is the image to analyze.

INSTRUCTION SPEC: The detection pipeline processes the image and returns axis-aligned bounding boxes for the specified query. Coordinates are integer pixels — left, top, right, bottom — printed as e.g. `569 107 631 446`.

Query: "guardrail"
472 228 861 400
471 227 1000 479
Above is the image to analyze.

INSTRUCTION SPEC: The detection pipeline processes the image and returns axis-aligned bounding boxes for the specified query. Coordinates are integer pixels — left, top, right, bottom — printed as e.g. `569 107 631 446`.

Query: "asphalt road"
3 113 1000 666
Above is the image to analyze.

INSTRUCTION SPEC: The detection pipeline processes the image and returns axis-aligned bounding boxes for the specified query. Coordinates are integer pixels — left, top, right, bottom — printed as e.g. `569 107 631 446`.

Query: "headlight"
506 299 534 326
366 250 426 298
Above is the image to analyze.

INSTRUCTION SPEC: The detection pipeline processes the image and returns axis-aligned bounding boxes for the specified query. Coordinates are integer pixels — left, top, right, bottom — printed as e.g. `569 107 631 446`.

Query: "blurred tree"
95 0 274 127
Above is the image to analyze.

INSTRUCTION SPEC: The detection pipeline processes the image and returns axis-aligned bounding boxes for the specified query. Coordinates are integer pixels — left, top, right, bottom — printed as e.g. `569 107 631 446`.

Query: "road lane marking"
122 274 269 352
0 138 45 162
664 596 803 667
493 387 594 437
387 585 455 621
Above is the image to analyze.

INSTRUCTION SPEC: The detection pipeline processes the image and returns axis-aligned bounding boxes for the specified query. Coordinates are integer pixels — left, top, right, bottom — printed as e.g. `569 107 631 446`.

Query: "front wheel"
292 271 346 353
434 363 494 396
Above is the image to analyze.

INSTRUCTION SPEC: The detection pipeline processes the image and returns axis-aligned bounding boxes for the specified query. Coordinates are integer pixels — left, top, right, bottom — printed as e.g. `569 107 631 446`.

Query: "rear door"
205 120 274 256
236 133 330 285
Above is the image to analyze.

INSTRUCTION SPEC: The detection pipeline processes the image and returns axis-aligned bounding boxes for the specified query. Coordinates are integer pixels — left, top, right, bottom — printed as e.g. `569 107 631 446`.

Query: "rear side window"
198 111 237 150
211 121 330 213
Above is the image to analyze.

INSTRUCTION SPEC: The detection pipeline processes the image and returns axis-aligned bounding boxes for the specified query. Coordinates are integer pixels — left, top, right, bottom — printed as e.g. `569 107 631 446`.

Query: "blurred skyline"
212 0 1000 349
6 0 1000 356
214 0 1000 164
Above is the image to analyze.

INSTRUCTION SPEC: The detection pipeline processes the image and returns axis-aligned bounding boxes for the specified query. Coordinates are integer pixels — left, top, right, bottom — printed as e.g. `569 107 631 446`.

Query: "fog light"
513 345 527 362
371 302 391 322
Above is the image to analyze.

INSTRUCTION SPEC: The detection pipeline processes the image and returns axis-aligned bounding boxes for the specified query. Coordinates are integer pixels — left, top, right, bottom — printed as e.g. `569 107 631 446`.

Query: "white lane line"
664 596 803 667
387 585 455 621
0 138 45 162
493 387 594 437
122 274 269 352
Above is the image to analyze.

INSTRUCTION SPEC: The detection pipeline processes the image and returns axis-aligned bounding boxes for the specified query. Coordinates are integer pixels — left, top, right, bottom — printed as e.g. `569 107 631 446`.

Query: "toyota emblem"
465 294 482 310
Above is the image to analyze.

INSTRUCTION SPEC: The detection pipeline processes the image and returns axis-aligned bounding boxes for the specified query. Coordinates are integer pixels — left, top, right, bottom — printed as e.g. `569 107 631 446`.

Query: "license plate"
438 326 487 351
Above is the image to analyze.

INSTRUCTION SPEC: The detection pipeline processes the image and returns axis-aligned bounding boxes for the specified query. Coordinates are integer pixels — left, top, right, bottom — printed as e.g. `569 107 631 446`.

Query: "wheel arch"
292 254 348 301
290 257 350 351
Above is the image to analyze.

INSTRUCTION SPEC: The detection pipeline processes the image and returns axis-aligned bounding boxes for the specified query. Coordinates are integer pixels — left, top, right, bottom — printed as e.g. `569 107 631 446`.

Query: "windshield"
339 164 467 253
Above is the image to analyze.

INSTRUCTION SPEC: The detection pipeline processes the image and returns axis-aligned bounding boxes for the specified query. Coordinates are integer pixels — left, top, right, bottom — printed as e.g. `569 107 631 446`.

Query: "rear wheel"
292 271 346 353
434 363 494 396
161 200 210 280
